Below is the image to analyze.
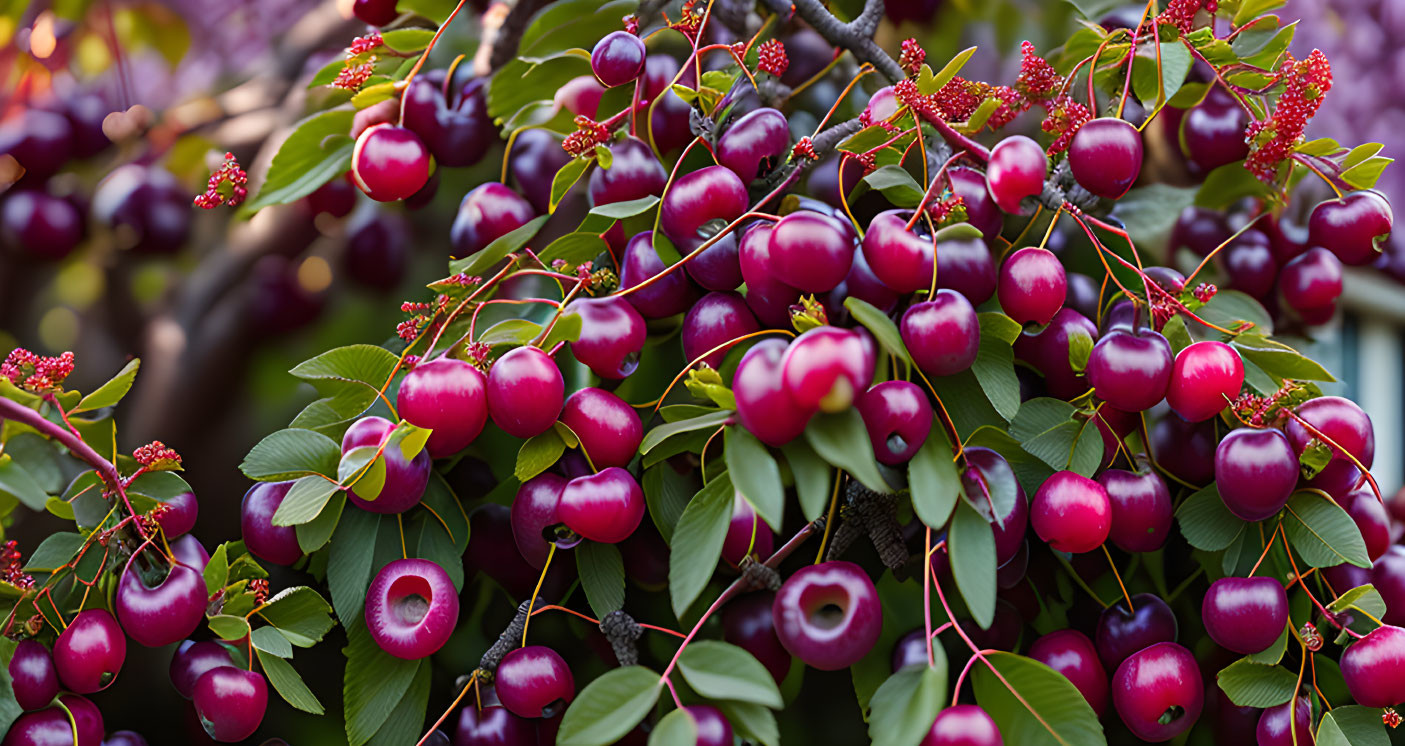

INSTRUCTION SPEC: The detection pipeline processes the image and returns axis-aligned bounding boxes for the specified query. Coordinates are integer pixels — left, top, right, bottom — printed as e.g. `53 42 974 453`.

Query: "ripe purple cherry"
93 164 192 255
1097 466 1172 552
901 290 980 377
559 388 642 469
921 705 1004 746
1179 89 1250 173
351 124 431 203
341 416 433 513
1165 340 1244 422
619 231 699 318
1214 427 1298 522
1256 696 1312 746
116 558 208 647
495 646 576 718
1086 328 1173 412
486 347 565 439
1341 624 1405 707
660 166 748 249
723 591 791 684
767 211 854 292
716 108 790 183
962 448 1028 565
1221 229 1278 299
1029 629 1108 715
9 640 58 711
398 358 489 459
1032 471 1112 553
1111 642 1203 742
949 166 1004 239
104 731 148 746
1095 593 1178 671
171 534 210 572
192 667 268 742
590 31 646 87
685 232 744 291
1202 577 1289 654
5 695 104 746
510 129 572 213
998 247 1066 325
781 326 874 413
454 700 537 745
722 492 775 568
1169 206 1232 258
170 640 236 699
0 190 84 261
739 223 802 326
861 210 932 294
1342 489 1390 561
733 338 813 447
366 558 460 660
679 705 734 746
1150 412 1217 484
1284 395 1375 498
1372 546 1405 625
985 135 1048 213
856 381 933 465
0 109 72 181
511 473 566 569
566 297 646 379
1014 308 1098 399
1279 246 1343 317
155 490 198 538
452 182 537 258
558 467 645 544
53 609 125 694
772 561 882 670
682 291 760 368
401 77 493 168
353 0 398 25
1068 118 1143 199
1308 190 1393 266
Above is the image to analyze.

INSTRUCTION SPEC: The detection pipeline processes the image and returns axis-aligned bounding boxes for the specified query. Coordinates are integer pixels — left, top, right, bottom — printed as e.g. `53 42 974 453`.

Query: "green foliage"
577 541 626 618
868 663 949 746
557 667 662 746
1217 658 1298 707
972 652 1106 745
240 110 356 215
668 473 735 618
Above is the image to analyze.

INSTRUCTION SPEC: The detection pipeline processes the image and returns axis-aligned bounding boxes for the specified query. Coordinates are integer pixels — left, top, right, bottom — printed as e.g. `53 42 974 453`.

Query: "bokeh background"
0 0 1401 742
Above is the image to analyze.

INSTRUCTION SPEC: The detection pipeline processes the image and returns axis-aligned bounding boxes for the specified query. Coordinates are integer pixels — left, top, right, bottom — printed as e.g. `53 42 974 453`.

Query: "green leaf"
328 509 387 625
204 543 229 595
539 232 610 267
550 158 593 213
648 708 698 746
479 319 543 346
379 27 435 53
240 109 356 215
972 651 1106 746
1217 658 1297 707
1343 142 1385 170
338 445 387 502
399 0 458 23
949 500 997 629
22 532 84 572
256 648 325 714
1327 583 1387 622
972 313 1021 421
407 512 464 591
1132 42 1193 106
297 493 346 553
724 426 784 532
587 194 660 220
0 455 48 511
1060 0 1124 19
716 700 780 746
1175 484 1246 551
804 409 888 493
577 541 626 619
861 166 924 207
518 0 639 57
516 429 567 482
1233 0 1287 25
1340 156 1393 190
1196 161 1271 210
1282 490 1371 569
1010 398 1101 477
272 476 340 527
0 638 19 736
364 657 430 746
343 620 422 746
846 297 912 368
251 625 292 658
669 473 735 618
1246 621 1291 665
781 439 831 522
257 586 334 647
868 663 949 746
1112 183 1199 250
74 358 140 412
421 473 469 551
1197 289 1274 335
291 344 399 390
642 465 692 543
1316 705 1389 746
242 428 341 481
556 666 662 746
677 640 784 708
839 124 898 155
641 409 733 454
909 420 959 529
449 215 551 277
1233 336 1335 382
208 615 251 641
1296 138 1342 157
923 46 977 94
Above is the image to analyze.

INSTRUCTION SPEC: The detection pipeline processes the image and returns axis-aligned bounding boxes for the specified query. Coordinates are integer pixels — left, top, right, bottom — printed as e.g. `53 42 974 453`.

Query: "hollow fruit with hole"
398 358 488 459
495 646 576 719
998 247 1066 325
192 667 268 742
170 640 236 700
856 380 933 465
351 124 431 203
1097 467 1172 553
557 467 645 544
8 640 58 711
1029 629 1108 716
901 290 980 377
341 416 433 513
1214 427 1298 522
772 561 882 670
591 31 646 87
1031 471 1112 553
1111 642 1203 742
365 558 460 659
1165 341 1243 422
1068 118 1143 199
53 609 125 694
985 135 1048 213
1341 624 1405 707
486 347 565 439
1202 577 1289 654
921 704 1004 746
780 326 874 413
1095 593 1178 671
733 338 814 447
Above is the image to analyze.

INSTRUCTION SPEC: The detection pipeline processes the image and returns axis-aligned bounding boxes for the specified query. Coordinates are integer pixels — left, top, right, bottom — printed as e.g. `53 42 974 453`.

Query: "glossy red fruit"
1341 489 1390 562
682 291 760 368
1165 341 1243 422
454 701 538 745
733 338 814 447
341 416 432 513
1214 427 1298 522
1096 593 1178 671
1032 471 1112 553
619 231 699 318
1279 246 1343 316
398 358 488 459
985 135 1048 213
93 164 192 255
486 346 564 438
590 31 646 87
495 646 576 718
8 640 58 711
921 705 1004 746
1221 230 1278 299
767 211 854 292
1014 308 1098 399
723 591 791 684
856 381 933 465
192 667 268 742
170 640 236 700
401 77 493 168
1202 577 1289 654
353 0 399 25
1086 328 1173 412
0 109 72 181
53 609 125 694
558 467 645 543
1 190 84 261
451 182 537 257
510 473 566 569
555 75 605 119
1256 696 1312 746
116 559 207 647
781 326 874 413
660 166 748 249
949 166 1004 240
1372 546 1405 626
1068 118 1143 199
559 388 642 469
1029 629 1108 716
1283 396 1375 499
365 558 460 660
901 290 980 377
1308 191 1393 266
1150 412 1217 484
4 694 103 746
1341 624 1405 707
1180 90 1250 173
717 108 791 183
1111 642 1203 742
588 137 666 209
998 247 1066 325
1097 467 1172 552
722 492 775 568
772 561 882 670
566 297 646 379
1169 206 1232 259
352 124 431 202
